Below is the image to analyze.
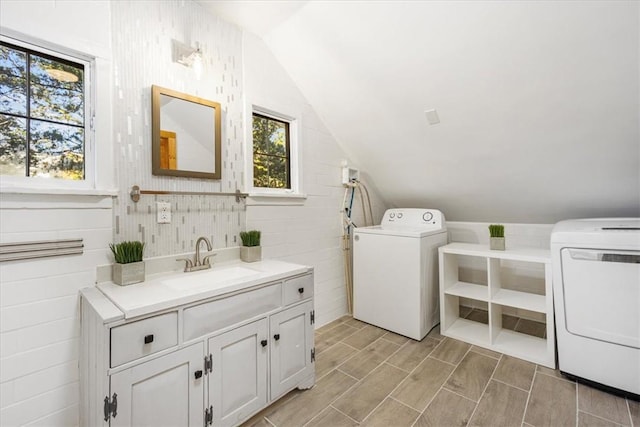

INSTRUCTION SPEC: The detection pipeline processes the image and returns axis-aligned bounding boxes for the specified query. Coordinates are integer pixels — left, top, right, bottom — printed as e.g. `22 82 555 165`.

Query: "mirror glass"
152 85 221 179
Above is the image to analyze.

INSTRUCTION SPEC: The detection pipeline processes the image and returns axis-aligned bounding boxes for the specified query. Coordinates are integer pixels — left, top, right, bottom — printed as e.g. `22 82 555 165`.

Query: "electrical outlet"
157 202 171 224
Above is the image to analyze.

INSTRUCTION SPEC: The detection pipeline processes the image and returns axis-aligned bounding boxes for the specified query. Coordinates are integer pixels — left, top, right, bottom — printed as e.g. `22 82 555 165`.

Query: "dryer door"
560 248 640 349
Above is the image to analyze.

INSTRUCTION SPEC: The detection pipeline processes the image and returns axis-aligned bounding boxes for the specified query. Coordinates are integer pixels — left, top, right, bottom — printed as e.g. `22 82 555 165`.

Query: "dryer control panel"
381 208 445 229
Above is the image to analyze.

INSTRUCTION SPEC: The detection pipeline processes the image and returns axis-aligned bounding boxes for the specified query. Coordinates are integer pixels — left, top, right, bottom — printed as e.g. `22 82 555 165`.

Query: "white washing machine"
353 208 447 340
551 218 640 397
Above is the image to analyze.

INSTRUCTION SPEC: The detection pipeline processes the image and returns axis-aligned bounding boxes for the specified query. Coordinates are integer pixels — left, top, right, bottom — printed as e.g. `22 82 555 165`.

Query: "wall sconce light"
172 39 203 79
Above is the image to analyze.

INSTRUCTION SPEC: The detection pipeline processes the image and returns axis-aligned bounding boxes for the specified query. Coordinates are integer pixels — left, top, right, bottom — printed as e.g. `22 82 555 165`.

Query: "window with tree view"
0 41 86 180
252 112 290 189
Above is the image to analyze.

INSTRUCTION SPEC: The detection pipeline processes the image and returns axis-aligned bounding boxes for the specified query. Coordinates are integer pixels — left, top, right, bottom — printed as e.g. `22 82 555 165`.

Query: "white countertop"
97 259 311 319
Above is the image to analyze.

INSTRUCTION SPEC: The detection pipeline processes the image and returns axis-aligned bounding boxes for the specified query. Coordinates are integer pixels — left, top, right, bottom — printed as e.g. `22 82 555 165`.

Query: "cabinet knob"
298 287 304 294
144 334 154 344
194 370 203 379
274 334 280 341
261 340 268 347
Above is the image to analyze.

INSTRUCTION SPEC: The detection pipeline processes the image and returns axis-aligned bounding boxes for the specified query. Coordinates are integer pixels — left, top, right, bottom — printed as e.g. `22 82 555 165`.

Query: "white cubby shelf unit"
439 243 555 368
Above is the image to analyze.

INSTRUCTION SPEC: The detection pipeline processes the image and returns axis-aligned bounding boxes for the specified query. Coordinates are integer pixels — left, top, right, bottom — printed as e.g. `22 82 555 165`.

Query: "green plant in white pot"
110 240 145 285
488 224 505 251
240 230 261 262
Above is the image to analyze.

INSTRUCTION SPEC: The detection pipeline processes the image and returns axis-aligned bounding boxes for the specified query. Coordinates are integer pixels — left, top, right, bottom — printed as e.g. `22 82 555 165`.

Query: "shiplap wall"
0 195 113 426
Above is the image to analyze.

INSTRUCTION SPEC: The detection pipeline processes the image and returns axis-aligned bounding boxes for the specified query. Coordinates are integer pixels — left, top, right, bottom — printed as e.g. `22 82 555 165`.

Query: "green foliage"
488 224 505 238
240 230 261 247
252 114 289 189
110 241 145 264
0 42 85 179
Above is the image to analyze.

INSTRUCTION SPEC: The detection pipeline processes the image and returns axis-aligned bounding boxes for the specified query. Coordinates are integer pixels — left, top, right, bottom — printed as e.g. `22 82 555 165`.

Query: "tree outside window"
0 41 85 180
252 113 290 189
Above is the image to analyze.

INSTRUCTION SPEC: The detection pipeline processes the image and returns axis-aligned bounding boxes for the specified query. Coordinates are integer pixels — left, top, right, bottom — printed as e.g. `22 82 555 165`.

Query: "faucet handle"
202 253 217 266
176 258 193 272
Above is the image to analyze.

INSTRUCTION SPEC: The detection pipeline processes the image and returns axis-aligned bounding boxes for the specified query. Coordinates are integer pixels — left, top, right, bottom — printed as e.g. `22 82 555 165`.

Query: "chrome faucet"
177 236 216 272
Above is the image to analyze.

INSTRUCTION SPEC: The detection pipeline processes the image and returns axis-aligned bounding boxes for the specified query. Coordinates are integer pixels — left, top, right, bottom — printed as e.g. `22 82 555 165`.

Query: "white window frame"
246 104 305 201
0 33 98 193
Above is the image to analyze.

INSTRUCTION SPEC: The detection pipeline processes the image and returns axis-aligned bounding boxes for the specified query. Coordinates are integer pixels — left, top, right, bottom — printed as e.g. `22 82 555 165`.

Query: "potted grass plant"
110 240 145 285
240 230 261 262
488 224 505 250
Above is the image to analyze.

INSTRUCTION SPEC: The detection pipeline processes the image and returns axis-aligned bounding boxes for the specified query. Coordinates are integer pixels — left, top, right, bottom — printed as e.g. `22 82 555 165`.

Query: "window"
0 40 87 181
252 112 290 189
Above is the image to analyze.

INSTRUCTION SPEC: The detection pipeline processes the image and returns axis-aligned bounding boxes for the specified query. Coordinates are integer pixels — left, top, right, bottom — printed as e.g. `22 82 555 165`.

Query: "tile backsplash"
110 0 245 256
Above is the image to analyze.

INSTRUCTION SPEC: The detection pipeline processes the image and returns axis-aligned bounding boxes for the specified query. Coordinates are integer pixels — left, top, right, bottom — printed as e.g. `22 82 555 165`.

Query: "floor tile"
629 399 640 427
536 364 573 382
264 369 357 427
240 415 272 427
429 337 471 365
315 323 359 353
392 357 455 411
381 331 409 346
578 383 631 426
360 398 420 427
341 324 387 350
337 316 368 331
515 318 546 338
414 389 476 427
470 345 501 359
459 305 473 318
426 324 444 341
332 363 408 422
578 411 621 427
502 314 519 330
306 406 358 427
386 337 439 372
492 355 536 391
444 351 498 401
524 371 576 426
466 308 489 324
339 338 400 380
316 318 345 335
468 380 528 426
315 342 358 379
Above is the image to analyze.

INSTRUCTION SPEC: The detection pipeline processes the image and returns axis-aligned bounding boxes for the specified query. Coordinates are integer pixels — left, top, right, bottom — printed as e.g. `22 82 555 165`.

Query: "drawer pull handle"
194 370 203 379
261 340 268 347
144 334 154 344
274 334 280 341
298 287 304 294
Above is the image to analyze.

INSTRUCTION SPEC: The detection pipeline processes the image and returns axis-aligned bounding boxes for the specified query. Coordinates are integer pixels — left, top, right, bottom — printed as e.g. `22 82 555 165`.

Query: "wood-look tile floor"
244 316 639 427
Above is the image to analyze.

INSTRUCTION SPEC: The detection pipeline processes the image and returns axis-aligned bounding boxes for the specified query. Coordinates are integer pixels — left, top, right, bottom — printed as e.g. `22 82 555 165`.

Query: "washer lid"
551 218 640 248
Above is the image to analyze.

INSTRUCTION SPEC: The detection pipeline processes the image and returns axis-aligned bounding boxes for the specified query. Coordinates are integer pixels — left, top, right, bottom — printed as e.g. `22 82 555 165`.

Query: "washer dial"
422 212 433 222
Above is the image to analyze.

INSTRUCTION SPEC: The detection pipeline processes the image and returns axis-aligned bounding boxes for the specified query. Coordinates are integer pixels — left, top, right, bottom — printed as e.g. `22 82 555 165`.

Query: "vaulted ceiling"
199 1 640 223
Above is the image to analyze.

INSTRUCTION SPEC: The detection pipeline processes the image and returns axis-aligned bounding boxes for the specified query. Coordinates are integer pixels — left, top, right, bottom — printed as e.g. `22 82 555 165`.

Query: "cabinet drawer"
283 274 313 306
110 311 178 367
183 283 282 341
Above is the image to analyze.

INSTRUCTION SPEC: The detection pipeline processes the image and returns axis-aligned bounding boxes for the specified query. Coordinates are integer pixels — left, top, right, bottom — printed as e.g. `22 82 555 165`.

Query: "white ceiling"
198 1 640 223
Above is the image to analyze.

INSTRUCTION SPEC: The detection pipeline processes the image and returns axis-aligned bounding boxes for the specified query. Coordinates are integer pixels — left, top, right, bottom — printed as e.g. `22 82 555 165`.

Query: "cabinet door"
208 318 268 427
270 301 314 399
109 342 204 427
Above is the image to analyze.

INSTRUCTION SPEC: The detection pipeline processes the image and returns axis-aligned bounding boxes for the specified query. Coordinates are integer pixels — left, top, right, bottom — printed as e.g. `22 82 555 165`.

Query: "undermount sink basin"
162 265 262 290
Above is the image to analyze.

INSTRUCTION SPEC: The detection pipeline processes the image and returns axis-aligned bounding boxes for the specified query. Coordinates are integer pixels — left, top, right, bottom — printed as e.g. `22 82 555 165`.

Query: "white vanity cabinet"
80 262 315 427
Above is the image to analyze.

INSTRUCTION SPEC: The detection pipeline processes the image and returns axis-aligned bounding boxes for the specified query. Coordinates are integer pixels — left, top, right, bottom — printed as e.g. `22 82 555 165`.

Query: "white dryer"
551 218 640 397
353 208 447 340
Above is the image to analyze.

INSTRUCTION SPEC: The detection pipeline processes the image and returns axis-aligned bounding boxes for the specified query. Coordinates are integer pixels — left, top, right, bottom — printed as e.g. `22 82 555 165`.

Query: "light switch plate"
157 202 171 224
425 109 440 125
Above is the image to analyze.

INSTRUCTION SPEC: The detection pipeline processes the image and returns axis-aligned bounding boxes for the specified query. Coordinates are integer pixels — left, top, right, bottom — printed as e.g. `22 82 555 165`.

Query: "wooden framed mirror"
151 85 221 179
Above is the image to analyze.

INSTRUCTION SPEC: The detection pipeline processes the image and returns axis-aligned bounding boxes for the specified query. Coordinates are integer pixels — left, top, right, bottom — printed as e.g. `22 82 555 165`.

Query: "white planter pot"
112 261 145 285
490 237 506 251
240 246 262 263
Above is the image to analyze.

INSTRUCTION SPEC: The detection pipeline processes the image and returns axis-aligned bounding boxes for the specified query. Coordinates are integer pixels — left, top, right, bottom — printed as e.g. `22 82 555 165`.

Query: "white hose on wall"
342 180 374 314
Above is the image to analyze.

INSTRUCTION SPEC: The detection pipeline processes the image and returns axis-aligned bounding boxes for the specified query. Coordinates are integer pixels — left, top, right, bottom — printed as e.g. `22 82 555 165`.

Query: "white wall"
243 32 388 326
0 2 114 426
262 1 640 223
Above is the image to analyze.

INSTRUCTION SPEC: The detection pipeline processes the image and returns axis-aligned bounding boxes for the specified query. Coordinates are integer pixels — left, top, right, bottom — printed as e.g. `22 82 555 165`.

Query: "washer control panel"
381 208 445 229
